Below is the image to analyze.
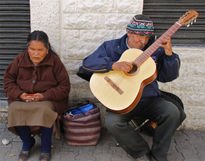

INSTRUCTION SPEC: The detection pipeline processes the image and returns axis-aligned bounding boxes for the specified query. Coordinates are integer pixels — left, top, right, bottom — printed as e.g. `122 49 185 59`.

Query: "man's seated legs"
105 96 183 161
105 110 150 158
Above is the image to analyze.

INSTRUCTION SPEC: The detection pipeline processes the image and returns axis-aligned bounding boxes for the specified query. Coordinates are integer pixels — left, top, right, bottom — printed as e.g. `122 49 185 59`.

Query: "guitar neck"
134 22 182 67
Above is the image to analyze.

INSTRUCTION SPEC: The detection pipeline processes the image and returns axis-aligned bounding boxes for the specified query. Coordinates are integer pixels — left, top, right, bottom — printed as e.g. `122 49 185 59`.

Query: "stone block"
61 30 122 59
183 105 205 130
116 0 142 13
78 0 115 13
63 13 105 30
62 0 76 13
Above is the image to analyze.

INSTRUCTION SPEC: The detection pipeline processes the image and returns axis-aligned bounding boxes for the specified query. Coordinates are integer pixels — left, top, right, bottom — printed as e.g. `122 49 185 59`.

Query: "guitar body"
90 48 157 114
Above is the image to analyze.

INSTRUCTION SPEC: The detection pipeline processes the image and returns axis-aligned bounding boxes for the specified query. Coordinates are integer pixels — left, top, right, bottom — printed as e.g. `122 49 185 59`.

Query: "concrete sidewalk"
0 123 205 161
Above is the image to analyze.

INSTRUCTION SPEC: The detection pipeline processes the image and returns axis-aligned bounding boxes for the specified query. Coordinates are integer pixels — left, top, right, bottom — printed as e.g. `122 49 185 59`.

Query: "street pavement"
0 123 205 161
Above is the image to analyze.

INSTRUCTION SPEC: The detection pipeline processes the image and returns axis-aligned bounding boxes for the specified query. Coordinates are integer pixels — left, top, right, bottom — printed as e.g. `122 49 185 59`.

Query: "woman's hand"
20 93 44 102
33 93 44 101
20 93 29 102
160 37 173 56
112 61 133 73
20 93 34 102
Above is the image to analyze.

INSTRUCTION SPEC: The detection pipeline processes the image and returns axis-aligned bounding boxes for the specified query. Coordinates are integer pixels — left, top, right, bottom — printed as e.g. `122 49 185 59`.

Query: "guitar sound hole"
128 64 138 74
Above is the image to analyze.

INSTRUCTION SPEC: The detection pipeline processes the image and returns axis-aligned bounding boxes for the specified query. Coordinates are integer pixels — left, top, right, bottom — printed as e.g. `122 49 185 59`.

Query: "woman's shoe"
39 152 51 161
18 137 35 161
18 150 30 161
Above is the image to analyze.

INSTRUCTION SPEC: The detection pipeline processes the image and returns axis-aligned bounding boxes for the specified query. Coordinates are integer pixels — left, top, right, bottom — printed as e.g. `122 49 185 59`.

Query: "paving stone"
0 123 205 161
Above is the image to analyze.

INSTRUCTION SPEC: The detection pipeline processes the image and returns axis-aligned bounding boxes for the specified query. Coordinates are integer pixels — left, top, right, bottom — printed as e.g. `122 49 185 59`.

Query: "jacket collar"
120 34 129 51
112 34 128 57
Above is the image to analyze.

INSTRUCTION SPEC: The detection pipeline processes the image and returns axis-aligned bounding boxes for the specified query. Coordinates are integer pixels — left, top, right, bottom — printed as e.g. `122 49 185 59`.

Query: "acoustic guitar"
90 10 198 114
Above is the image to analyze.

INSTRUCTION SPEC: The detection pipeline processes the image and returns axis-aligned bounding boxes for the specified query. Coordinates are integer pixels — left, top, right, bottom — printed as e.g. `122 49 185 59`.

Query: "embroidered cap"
126 14 154 36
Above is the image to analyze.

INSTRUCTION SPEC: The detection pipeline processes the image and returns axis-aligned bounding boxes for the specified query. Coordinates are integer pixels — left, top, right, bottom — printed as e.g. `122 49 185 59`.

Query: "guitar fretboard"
133 22 182 67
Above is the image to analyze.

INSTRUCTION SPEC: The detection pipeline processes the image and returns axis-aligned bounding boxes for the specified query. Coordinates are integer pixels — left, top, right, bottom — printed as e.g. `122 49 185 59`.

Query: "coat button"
32 80 36 84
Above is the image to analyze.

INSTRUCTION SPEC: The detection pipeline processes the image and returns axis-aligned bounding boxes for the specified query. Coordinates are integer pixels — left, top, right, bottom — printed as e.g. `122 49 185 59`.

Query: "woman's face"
127 33 150 49
28 40 48 65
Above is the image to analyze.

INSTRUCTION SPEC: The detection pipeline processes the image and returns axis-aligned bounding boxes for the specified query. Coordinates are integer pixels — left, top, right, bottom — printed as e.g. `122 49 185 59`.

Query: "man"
81 15 186 161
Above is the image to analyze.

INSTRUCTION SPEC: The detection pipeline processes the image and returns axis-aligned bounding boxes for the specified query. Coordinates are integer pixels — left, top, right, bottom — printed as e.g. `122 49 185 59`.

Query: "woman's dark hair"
27 30 56 54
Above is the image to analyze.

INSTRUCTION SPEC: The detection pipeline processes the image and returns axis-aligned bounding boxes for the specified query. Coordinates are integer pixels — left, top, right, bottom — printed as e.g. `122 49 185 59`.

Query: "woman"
4 30 70 161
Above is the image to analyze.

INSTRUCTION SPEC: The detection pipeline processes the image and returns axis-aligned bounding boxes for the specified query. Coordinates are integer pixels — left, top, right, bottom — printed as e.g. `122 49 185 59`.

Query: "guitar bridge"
104 76 123 95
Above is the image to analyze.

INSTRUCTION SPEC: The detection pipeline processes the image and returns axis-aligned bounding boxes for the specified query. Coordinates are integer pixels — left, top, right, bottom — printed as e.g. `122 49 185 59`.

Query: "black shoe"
136 154 151 161
136 153 156 161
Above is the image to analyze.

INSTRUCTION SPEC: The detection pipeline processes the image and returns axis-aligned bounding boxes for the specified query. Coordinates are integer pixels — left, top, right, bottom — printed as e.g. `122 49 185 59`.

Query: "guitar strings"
133 23 181 67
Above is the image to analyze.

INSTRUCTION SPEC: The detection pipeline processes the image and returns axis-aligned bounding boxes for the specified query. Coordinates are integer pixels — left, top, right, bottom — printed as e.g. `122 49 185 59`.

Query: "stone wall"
159 47 205 130
2 0 202 130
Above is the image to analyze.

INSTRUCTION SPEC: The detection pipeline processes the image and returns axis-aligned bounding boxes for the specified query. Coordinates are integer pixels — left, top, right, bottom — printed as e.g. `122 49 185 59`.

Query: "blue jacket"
83 34 180 98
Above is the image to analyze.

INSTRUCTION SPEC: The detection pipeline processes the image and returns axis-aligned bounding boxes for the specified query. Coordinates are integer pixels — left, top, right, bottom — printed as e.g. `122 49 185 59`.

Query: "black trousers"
105 96 186 161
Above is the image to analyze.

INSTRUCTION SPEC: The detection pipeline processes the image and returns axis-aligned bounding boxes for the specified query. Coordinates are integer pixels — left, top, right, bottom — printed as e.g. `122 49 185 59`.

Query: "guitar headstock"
177 10 199 27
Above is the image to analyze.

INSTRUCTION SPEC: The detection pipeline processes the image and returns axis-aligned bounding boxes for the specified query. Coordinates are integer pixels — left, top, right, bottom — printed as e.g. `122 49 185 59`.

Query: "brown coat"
4 50 70 114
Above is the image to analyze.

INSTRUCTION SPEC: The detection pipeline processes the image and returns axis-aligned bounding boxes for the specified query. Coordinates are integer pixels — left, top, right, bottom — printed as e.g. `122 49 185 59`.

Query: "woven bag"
63 103 101 146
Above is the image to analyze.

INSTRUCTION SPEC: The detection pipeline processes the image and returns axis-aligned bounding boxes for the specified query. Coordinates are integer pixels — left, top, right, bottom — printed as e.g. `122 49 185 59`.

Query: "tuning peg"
194 19 197 23
187 24 190 27
191 21 193 25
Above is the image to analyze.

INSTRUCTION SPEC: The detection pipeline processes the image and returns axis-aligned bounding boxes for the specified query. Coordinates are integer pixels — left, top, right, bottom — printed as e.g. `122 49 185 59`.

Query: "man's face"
127 33 150 49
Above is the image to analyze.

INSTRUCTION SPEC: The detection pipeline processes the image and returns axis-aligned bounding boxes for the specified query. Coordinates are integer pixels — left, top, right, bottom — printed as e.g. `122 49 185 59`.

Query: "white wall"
30 0 143 100
30 0 205 130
